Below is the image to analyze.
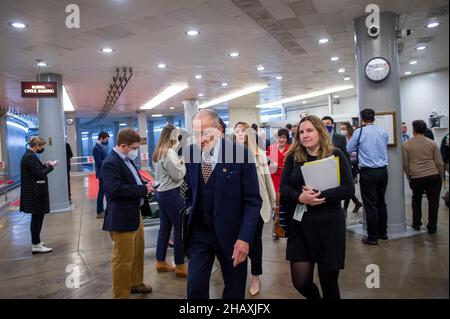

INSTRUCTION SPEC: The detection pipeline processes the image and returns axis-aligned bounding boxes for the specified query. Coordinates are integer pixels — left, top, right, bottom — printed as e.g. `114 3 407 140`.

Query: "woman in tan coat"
234 122 276 296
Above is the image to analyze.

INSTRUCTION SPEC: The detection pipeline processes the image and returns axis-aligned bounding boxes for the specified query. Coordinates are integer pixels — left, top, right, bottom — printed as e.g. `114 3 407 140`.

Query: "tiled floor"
0 175 448 299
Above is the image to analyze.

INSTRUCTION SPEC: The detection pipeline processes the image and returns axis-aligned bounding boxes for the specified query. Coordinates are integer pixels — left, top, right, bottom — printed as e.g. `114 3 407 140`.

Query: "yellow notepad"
301 156 341 190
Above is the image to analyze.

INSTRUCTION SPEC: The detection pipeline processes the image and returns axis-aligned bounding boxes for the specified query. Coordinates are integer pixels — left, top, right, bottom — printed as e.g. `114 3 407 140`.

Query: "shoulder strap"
356 126 363 164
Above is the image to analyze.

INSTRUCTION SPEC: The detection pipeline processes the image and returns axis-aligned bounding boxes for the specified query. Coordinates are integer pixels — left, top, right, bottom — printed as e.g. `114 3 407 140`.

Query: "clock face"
365 58 391 82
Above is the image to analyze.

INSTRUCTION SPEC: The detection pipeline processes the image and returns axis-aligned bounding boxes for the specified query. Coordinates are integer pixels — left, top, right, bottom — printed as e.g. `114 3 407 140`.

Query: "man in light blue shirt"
347 108 389 246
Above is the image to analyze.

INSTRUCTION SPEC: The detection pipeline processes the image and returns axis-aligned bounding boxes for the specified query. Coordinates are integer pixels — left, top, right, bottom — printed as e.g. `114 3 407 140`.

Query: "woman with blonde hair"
234 121 277 296
152 124 187 277
280 115 354 299
20 136 58 254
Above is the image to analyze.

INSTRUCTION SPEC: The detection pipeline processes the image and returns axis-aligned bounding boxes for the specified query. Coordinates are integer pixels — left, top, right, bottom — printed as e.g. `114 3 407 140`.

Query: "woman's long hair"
233 121 259 156
152 124 179 162
286 115 333 163
340 121 354 138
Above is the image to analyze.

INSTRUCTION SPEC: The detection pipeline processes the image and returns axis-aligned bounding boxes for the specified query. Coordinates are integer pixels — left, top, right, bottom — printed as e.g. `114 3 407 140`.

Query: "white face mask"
127 149 138 161
341 130 348 136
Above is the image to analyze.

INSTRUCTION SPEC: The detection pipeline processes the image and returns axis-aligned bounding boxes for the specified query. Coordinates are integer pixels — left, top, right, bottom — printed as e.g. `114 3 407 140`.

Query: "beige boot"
155 261 175 273
175 263 188 278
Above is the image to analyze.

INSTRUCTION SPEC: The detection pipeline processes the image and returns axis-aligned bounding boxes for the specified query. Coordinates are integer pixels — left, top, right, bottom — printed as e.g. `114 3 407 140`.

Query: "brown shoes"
155 261 175 273
130 283 152 294
175 264 188 278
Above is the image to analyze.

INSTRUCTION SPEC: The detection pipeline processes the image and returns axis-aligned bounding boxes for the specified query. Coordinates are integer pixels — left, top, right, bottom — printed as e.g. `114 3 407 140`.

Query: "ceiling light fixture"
170 107 174 110
344 77 351 81
185 30 200 36
229 52 240 57
221 82 228 87
338 68 346 73
9 22 27 29
426 22 439 28
330 56 339 61
404 71 412 75
100 48 114 53
276 76 283 80
257 65 265 71
302 101 307 104
151 114 164 118
317 38 330 44
194 74 202 79
257 85 354 108
140 83 189 110
63 85 75 112
409 60 418 65
199 84 268 109
158 63 167 69
119 123 127 127
415 46 427 51
198 93 204 97
334 95 339 98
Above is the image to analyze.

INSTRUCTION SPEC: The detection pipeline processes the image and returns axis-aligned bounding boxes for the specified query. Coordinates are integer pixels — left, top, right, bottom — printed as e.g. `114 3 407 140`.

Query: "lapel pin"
223 168 227 173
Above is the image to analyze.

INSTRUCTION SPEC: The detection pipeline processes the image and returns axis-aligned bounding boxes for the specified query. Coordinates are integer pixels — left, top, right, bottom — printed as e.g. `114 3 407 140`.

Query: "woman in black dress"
280 115 354 299
20 137 57 254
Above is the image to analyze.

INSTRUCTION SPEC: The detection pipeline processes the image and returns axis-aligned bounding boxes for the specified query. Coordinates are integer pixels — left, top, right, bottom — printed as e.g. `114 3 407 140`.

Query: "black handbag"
180 205 192 256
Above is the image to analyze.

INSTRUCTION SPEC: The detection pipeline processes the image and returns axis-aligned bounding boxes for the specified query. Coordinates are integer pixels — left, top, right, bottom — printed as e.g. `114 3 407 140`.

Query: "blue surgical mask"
127 149 138 161
326 125 333 133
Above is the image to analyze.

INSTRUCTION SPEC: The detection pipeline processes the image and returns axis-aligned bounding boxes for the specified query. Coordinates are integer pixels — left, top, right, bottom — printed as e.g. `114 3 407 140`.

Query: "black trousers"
187 225 247 299
360 167 388 241
67 169 71 200
248 217 264 276
410 174 442 230
30 214 46 245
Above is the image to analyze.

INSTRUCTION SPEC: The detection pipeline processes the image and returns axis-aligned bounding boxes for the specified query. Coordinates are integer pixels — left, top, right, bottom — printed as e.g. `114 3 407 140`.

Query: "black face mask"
37 148 44 154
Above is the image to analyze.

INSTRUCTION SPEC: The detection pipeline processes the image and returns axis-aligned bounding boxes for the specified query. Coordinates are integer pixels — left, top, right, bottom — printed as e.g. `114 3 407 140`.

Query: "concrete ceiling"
0 0 448 124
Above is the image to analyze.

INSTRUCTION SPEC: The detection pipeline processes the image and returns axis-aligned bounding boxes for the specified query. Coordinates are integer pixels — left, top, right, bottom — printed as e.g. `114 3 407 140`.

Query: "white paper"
293 204 306 222
300 156 340 191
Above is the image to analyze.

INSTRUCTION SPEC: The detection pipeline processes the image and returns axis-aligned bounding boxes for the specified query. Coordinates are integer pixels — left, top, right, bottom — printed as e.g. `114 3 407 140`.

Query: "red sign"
0 161 4 170
21 82 57 98
87 156 94 164
141 153 149 161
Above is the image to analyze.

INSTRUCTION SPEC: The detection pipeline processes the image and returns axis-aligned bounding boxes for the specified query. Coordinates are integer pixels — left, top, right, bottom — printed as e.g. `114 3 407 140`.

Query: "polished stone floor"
0 175 448 299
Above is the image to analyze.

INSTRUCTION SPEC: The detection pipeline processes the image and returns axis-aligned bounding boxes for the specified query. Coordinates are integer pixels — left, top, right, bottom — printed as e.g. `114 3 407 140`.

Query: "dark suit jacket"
92 143 108 179
20 149 54 214
332 132 350 165
184 139 262 259
102 150 151 232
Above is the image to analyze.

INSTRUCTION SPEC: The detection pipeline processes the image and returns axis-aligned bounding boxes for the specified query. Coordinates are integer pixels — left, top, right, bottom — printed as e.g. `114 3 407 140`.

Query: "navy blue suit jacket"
102 150 150 232
92 143 108 179
184 139 262 259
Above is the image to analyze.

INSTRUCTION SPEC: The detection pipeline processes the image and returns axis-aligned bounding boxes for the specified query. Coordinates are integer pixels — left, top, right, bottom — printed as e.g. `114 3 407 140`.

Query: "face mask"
101 140 109 146
127 149 138 161
37 148 44 154
326 125 333 133
341 130 348 136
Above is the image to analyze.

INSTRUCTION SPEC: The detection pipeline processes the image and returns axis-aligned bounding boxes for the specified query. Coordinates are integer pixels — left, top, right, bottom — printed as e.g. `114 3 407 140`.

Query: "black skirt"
286 208 346 271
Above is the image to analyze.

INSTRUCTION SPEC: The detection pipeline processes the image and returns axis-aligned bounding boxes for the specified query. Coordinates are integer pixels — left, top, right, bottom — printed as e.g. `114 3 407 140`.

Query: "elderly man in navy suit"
184 109 262 299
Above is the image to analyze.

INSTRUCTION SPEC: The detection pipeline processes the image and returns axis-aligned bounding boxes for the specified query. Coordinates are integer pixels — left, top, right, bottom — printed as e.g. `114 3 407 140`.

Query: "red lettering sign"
21 82 57 98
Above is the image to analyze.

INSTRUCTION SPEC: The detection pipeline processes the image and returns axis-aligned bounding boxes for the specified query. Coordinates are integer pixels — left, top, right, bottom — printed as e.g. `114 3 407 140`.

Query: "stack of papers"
300 156 340 191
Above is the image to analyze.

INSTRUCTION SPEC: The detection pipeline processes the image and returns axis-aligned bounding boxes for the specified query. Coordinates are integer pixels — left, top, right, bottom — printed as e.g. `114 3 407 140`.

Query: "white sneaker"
32 242 53 254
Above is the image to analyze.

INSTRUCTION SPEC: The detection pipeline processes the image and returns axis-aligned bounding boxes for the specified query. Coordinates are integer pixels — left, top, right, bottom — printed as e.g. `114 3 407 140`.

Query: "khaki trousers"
110 215 145 299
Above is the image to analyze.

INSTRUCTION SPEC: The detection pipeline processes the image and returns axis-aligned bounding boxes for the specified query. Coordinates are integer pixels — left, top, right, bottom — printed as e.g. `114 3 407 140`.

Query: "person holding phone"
20 137 58 254
280 115 354 299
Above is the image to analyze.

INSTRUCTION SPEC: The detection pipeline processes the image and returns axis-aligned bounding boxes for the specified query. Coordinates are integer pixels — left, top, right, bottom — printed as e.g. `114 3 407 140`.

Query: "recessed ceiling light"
338 68 346 73
9 22 27 29
100 48 114 53
185 30 200 36
198 93 204 97
257 65 265 71
302 101 307 104
158 63 167 69
404 71 412 75
37 61 48 67
276 76 283 80
194 74 202 79
119 123 127 126
330 56 339 61
317 38 330 44
344 77 351 81
170 106 174 110
409 60 418 65
151 114 164 118
333 95 339 98
221 82 228 87
415 46 427 51
426 22 439 28
229 52 240 57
